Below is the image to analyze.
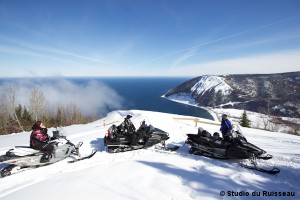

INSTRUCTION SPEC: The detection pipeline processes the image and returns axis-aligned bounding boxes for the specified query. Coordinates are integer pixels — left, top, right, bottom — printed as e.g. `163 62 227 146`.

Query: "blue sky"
0 0 299 77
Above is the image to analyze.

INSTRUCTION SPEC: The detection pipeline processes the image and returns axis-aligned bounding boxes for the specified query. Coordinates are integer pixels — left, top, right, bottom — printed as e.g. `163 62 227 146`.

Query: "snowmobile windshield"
232 124 242 133
148 125 155 132
52 127 68 139
231 125 241 136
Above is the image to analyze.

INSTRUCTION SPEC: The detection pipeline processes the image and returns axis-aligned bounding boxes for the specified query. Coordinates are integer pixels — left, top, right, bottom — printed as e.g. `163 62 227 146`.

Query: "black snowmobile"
104 120 178 153
185 127 280 174
0 128 97 177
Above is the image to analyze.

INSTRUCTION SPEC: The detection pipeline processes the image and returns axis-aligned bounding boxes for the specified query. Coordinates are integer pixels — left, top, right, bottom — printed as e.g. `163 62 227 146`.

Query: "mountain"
164 71 300 118
0 110 299 199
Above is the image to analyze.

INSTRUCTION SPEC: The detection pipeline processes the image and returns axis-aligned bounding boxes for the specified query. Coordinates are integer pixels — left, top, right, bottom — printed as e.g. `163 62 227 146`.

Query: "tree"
55 106 64 126
6 86 24 132
0 94 10 134
12 104 33 132
22 106 33 130
29 87 47 121
239 110 251 127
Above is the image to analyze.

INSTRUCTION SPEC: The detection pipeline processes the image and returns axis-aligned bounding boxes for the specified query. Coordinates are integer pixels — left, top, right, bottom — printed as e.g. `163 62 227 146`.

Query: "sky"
0 0 299 77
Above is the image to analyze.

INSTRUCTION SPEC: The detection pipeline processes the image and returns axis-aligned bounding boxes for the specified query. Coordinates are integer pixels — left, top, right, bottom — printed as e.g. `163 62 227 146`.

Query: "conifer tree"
239 110 251 127
22 106 33 130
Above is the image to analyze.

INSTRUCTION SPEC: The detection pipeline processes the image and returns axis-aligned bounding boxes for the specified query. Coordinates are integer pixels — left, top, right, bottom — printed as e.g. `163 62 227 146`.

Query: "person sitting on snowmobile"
118 115 137 146
132 120 148 145
220 114 233 141
30 121 54 163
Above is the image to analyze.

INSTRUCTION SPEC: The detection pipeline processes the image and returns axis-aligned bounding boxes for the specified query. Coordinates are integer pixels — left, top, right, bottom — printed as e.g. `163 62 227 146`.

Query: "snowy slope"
190 75 233 96
164 94 300 134
164 75 233 107
0 110 299 200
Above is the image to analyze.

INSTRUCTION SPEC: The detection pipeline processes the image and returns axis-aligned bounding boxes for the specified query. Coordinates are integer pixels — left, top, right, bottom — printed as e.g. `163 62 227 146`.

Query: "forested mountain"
164 71 300 118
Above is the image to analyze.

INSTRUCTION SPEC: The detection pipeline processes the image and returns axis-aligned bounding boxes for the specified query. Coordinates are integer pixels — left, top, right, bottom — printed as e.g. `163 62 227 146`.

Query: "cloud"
171 46 199 68
0 44 83 65
170 50 300 76
0 78 124 115
129 16 300 68
0 34 121 66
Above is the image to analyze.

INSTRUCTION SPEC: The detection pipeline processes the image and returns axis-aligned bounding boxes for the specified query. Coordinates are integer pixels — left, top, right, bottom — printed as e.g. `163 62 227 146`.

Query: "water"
73 77 213 120
0 77 213 120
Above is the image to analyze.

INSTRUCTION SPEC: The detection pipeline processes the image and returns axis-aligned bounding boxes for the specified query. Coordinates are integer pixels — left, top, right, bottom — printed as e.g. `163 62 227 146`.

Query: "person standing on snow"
30 121 54 163
220 114 233 141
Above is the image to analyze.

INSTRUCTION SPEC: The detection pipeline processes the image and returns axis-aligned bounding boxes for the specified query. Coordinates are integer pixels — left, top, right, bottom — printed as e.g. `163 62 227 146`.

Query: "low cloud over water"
0 78 124 116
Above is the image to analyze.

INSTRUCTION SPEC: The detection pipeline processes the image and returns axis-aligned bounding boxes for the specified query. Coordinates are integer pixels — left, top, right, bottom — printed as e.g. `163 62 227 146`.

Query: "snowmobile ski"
68 149 97 163
258 154 273 160
155 145 180 151
240 163 280 174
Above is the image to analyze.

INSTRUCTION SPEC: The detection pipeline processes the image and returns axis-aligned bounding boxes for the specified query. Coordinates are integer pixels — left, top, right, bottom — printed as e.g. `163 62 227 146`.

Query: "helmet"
213 132 220 140
221 114 227 118
125 115 132 119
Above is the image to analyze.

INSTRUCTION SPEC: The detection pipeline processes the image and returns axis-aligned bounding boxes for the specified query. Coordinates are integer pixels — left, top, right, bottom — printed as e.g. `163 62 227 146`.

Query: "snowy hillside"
190 75 232 96
0 110 299 200
164 72 300 118
163 75 232 109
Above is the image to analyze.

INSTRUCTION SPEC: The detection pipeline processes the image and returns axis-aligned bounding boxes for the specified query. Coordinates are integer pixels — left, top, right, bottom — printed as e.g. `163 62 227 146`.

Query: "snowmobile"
185 127 280 174
0 128 97 177
104 120 178 153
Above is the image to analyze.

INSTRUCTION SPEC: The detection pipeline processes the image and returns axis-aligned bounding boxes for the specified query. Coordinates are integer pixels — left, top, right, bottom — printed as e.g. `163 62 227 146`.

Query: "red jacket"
30 128 49 148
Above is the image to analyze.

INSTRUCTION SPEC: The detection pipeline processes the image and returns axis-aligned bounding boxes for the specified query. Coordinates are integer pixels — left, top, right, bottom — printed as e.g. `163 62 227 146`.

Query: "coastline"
161 94 220 122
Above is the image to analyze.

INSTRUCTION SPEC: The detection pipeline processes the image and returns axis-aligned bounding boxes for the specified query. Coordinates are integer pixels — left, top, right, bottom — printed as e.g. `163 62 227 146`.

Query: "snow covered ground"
164 95 300 134
0 110 299 200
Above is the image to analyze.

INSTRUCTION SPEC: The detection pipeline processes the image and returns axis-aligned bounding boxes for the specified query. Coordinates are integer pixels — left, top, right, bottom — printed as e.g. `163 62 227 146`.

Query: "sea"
0 77 213 120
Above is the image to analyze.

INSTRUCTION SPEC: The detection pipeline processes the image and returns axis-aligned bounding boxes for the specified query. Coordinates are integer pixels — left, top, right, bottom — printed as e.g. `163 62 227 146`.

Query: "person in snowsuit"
220 114 233 141
133 120 147 145
118 115 137 146
30 121 54 163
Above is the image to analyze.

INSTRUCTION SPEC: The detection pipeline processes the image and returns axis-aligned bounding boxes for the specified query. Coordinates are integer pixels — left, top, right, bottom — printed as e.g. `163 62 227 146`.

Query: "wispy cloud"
171 46 199 67
130 15 300 68
170 50 300 76
0 44 83 65
0 34 121 66
113 37 138 58
216 32 300 53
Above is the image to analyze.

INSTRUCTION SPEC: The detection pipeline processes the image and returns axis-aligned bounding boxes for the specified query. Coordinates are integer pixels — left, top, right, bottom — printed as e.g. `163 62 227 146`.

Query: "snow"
191 75 233 96
165 93 300 134
164 76 233 107
162 93 196 106
1 110 300 200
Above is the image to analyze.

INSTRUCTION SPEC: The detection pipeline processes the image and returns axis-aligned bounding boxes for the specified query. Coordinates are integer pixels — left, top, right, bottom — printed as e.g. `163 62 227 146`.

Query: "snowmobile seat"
5 146 40 157
198 130 211 138
194 135 214 146
15 146 40 152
